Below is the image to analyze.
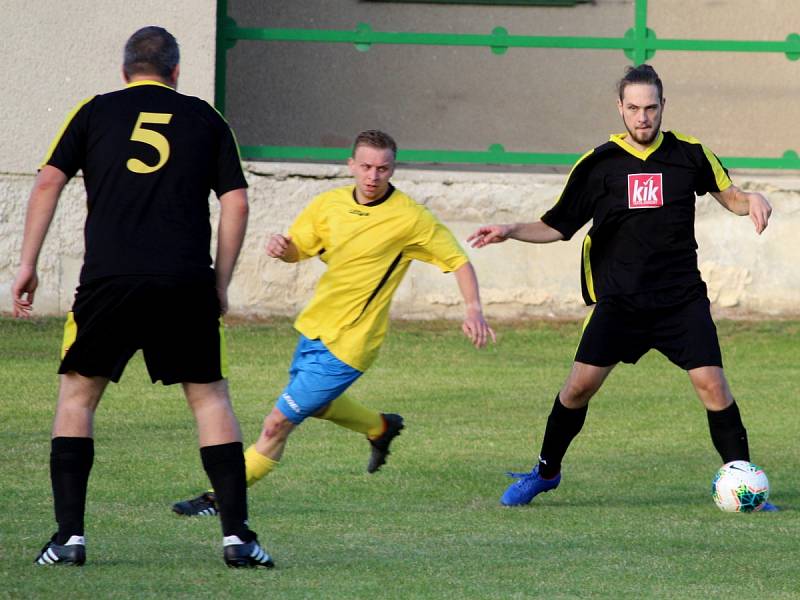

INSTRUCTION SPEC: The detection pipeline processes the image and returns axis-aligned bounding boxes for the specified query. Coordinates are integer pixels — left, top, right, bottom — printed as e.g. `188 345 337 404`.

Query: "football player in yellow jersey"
173 130 495 517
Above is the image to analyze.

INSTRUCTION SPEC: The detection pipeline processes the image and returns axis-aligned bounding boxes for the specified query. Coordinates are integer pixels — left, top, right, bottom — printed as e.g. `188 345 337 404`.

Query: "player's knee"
560 381 597 407
260 411 293 442
693 372 730 402
183 380 232 412
58 373 106 409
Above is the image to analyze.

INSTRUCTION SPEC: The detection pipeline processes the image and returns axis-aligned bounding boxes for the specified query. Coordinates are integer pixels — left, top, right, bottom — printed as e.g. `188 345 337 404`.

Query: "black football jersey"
542 131 731 308
43 81 247 284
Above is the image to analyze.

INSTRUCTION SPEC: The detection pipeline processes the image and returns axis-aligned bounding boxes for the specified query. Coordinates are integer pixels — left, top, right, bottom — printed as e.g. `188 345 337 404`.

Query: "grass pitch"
1 317 797 598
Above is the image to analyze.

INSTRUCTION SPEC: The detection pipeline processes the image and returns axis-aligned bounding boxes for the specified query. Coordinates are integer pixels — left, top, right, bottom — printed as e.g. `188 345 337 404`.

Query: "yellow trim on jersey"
61 312 78 359
218 318 229 379
568 149 595 178
39 96 95 169
548 149 595 211
574 305 596 360
671 131 732 191
580 305 595 333
582 234 596 303
209 104 245 163
125 80 174 90
609 130 664 161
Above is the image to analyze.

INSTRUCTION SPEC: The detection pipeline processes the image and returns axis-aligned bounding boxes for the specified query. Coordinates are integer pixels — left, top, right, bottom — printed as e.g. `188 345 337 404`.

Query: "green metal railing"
216 0 800 169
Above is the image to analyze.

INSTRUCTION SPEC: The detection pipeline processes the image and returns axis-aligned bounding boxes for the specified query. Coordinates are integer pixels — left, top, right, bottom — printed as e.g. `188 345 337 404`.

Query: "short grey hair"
123 26 179 79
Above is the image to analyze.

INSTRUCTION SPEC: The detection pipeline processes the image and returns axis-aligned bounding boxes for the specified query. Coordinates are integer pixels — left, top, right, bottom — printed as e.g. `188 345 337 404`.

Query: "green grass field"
1 317 797 599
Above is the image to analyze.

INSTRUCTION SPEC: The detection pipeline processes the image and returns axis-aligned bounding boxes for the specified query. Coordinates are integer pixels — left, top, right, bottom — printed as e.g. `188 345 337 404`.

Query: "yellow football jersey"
289 184 468 371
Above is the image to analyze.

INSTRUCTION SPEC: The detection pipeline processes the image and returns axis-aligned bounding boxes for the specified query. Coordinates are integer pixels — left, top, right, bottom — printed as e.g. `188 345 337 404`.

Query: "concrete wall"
1 1 217 175
3 163 798 320
2 1 799 319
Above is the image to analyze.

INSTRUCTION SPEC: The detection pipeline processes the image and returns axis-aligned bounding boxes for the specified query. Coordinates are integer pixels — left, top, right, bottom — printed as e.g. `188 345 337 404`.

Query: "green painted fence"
216 0 800 169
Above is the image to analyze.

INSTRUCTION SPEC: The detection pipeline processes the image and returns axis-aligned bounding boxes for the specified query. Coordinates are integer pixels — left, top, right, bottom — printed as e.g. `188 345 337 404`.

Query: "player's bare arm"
266 233 300 262
453 262 495 348
12 165 68 318
215 187 249 314
467 220 564 248
711 185 772 234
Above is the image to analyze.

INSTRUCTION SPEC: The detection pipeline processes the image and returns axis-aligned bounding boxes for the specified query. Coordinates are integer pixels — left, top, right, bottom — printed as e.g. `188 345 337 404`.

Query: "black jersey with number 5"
541 131 731 308
42 80 247 284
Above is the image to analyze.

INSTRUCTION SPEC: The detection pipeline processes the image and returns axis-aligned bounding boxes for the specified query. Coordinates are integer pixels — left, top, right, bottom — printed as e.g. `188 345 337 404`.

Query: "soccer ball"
711 460 770 512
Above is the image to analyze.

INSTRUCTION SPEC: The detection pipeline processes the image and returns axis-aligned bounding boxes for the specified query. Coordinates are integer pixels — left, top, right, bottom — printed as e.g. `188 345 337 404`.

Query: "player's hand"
466 224 512 248
11 265 38 318
462 309 496 349
748 193 772 234
266 234 292 259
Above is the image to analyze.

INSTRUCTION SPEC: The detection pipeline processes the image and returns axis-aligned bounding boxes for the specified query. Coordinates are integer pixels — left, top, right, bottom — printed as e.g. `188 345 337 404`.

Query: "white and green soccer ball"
711 460 770 513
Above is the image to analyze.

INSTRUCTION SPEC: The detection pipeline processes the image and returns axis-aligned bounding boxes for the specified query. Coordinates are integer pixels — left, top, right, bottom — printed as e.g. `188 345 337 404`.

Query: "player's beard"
624 116 661 147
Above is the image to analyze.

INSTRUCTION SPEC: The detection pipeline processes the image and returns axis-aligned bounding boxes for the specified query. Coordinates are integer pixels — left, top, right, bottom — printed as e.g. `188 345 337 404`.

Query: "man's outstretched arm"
467 221 564 248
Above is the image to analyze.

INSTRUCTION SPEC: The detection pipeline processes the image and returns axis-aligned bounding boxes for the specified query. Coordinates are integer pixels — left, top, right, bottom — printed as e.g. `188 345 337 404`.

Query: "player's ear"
170 65 180 88
122 66 130 84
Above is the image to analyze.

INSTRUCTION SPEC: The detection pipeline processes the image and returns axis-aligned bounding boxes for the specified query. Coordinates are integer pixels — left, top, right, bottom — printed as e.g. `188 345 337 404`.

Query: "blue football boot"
500 465 561 506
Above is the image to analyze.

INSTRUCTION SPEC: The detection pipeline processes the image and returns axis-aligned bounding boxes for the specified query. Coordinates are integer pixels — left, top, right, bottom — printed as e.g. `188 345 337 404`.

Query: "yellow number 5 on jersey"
127 112 173 174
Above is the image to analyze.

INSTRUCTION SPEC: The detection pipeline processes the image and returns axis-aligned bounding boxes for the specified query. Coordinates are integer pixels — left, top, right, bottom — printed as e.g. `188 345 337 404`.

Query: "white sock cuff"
223 535 244 547
65 535 85 546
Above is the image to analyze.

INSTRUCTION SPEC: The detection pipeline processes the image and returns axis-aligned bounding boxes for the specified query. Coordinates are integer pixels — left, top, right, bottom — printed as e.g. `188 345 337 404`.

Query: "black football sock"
200 442 253 541
707 401 749 463
50 436 94 544
538 393 588 479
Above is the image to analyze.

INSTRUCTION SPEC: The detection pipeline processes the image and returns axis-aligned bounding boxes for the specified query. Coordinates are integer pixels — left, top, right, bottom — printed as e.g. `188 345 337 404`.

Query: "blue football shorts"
275 335 363 424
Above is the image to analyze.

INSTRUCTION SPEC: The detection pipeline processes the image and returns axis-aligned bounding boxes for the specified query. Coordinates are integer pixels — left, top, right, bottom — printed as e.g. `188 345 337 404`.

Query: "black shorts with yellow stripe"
575 294 723 370
59 276 228 385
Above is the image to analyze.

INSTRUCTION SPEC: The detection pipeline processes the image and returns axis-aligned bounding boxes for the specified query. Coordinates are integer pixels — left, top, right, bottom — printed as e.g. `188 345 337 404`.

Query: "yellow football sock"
244 444 279 487
317 394 385 438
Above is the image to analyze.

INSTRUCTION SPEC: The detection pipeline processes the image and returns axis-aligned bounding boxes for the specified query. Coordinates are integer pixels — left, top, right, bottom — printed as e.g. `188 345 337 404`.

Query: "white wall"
2 1 798 319
1 1 216 175
3 162 798 319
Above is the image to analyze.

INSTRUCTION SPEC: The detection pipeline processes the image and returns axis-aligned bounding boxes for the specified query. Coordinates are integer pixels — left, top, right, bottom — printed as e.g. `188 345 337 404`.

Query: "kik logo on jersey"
627 173 663 209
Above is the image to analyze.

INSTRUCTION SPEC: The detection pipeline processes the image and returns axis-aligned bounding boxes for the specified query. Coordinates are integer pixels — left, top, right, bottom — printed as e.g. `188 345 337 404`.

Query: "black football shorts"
575 295 723 370
59 276 227 384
